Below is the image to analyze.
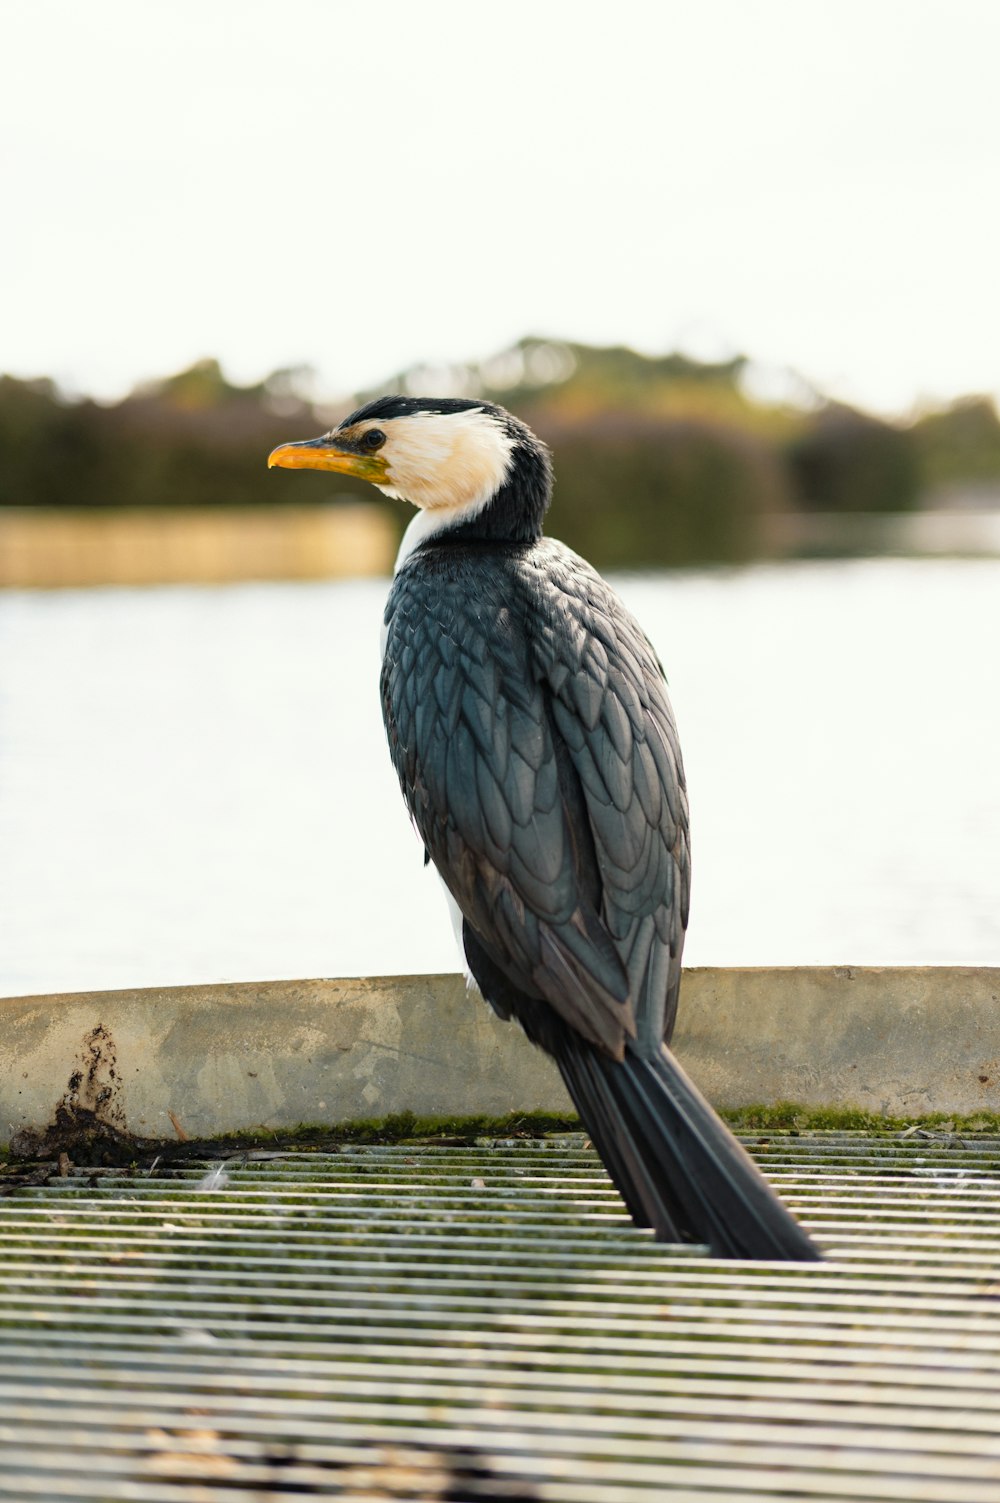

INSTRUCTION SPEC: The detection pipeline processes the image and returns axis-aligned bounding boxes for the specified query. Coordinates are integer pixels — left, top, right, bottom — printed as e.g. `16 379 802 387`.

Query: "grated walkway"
1 1131 1000 1500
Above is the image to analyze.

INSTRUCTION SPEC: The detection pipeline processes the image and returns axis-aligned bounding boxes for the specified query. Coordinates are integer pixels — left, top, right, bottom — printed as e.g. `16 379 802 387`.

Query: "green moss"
203 1108 582 1150
1 1109 582 1173
720 1102 1000 1134
8 1102 1000 1179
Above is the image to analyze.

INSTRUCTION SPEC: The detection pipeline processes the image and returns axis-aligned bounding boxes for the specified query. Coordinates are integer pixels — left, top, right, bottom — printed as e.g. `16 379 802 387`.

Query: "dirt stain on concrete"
9 1023 136 1161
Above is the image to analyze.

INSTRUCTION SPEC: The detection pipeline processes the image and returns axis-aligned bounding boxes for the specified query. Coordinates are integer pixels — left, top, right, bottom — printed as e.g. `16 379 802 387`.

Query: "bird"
269 397 820 1261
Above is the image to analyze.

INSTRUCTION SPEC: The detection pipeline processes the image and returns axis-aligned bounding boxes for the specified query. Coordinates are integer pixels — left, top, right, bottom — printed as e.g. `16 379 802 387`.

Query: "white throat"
391 496 485 573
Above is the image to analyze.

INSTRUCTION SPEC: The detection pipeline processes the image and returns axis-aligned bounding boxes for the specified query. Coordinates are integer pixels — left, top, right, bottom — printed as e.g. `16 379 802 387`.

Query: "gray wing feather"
526 544 690 1048
381 539 690 1058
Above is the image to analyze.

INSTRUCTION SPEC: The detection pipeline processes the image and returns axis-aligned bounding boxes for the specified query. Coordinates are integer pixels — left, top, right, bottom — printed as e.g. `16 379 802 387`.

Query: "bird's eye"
361 428 386 451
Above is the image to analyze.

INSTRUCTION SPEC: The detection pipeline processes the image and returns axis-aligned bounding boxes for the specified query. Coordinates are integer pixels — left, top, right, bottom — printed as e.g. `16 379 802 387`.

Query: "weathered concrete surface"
0 975 565 1147
1 967 998 1146
674 966 1000 1118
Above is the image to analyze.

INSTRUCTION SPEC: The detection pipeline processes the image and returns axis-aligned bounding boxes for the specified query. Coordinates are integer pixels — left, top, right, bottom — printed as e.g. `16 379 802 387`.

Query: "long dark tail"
556 1036 821 1260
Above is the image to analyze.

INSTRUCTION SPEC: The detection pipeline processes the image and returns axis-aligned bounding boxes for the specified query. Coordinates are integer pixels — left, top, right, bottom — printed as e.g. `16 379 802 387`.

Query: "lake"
1 557 998 998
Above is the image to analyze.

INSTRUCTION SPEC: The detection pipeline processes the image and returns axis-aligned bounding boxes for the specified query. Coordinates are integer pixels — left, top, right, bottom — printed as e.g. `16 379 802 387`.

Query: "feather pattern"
382 536 689 1057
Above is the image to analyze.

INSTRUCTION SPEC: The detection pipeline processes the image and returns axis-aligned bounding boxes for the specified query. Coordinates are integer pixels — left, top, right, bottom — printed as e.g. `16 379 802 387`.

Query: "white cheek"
382 411 515 517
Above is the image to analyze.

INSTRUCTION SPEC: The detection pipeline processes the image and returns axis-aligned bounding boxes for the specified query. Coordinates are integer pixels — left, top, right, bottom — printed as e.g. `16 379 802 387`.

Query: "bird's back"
381 534 690 1057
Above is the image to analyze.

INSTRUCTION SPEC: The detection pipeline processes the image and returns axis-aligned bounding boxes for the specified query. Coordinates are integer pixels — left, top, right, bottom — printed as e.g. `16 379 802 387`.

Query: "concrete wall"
1 967 998 1147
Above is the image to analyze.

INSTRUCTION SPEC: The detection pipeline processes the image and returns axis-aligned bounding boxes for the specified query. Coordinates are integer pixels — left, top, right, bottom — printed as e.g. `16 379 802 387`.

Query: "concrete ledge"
1 967 998 1147
676 965 1000 1118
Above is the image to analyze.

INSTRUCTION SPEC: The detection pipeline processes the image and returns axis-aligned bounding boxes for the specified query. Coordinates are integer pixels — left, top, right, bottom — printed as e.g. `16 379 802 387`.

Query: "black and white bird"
270 398 819 1260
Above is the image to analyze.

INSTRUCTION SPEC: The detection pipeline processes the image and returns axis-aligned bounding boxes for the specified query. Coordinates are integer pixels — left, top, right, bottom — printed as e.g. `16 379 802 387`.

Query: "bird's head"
268 396 551 546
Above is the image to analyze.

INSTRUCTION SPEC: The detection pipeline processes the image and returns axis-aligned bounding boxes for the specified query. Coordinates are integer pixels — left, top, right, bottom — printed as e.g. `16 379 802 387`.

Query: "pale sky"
4 0 999 415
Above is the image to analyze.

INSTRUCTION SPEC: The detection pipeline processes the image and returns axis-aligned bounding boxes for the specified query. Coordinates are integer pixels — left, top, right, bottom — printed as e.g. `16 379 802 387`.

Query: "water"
2 558 999 998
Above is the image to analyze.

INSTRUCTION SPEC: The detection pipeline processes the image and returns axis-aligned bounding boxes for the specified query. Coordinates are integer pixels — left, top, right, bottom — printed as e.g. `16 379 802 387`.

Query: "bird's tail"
555 1036 821 1260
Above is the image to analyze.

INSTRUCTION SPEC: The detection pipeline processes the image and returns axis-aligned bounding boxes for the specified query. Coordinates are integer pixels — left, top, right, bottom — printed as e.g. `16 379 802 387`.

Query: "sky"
3 0 999 415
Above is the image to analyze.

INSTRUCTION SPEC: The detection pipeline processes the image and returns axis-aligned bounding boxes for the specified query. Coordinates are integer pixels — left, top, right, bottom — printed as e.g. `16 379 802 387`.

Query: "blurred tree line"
2 340 999 568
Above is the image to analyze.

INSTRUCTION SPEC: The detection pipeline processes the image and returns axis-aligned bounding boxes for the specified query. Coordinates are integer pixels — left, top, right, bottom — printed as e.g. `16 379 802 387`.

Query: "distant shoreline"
0 503 396 588
3 503 1000 588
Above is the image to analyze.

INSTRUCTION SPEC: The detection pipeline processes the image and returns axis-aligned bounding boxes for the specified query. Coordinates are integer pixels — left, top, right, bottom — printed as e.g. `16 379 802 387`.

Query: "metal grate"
2 1131 1000 1501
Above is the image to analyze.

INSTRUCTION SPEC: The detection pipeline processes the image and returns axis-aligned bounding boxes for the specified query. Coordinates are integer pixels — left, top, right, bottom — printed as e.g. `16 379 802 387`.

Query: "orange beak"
268 434 388 484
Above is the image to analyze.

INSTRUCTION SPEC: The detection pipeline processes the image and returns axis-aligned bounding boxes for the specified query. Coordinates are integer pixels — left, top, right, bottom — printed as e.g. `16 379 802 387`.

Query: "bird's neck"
393 447 551 573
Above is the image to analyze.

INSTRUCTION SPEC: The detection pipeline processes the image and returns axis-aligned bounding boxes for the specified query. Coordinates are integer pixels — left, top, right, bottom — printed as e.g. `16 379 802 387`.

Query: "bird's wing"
382 546 636 1056
528 543 690 1049
381 541 689 1055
